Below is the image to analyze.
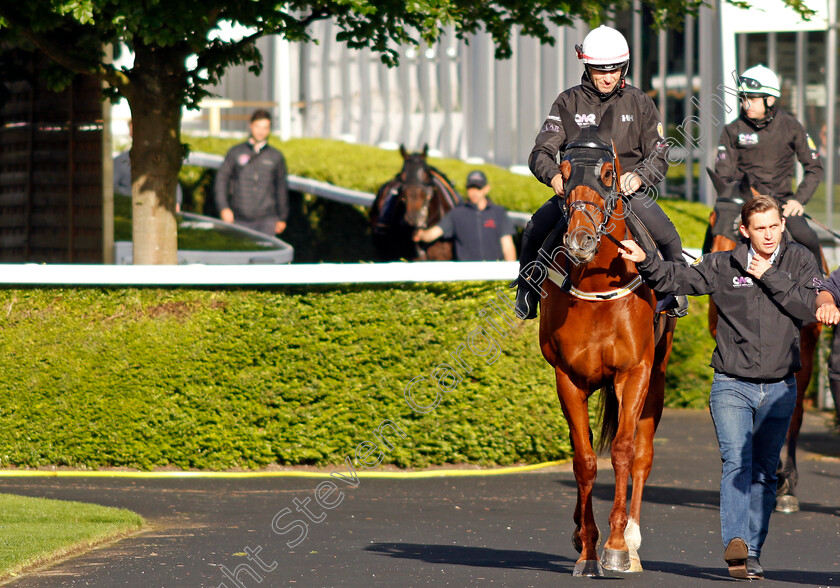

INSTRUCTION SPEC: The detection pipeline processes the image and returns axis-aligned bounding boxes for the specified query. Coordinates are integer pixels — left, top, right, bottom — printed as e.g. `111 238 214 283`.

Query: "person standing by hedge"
215 109 288 236
413 170 516 261
620 195 820 580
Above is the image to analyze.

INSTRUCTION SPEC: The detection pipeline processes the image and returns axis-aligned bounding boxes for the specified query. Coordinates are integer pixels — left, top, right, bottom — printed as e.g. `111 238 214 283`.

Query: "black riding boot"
511 222 543 320
661 242 690 319
510 196 565 320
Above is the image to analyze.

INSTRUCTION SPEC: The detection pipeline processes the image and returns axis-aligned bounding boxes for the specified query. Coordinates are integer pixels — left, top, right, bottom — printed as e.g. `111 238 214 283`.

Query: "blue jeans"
709 372 796 558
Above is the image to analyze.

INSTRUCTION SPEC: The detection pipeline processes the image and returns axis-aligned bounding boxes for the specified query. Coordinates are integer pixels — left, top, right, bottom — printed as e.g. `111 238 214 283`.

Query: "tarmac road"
2 408 839 588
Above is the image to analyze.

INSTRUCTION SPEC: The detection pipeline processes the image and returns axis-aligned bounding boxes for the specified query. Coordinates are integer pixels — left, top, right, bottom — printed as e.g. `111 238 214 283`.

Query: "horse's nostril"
568 227 596 252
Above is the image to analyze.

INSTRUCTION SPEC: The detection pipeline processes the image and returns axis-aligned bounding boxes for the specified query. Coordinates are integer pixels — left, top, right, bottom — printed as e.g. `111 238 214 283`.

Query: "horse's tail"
595 383 619 453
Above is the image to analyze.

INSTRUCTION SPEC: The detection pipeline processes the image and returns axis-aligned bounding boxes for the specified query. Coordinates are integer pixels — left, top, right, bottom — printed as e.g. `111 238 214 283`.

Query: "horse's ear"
422 144 428 158
597 105 615 142
400 144 408 160
706 167 729 197
556 104 580 143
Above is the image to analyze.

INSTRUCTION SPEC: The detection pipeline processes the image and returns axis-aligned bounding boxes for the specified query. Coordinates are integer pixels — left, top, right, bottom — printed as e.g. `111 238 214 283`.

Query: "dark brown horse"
538 106 676 576
705 168 824 514
369 145 461 261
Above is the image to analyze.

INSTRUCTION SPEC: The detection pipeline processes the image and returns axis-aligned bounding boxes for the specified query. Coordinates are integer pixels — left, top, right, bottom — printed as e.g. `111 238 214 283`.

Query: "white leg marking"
624 519 641 552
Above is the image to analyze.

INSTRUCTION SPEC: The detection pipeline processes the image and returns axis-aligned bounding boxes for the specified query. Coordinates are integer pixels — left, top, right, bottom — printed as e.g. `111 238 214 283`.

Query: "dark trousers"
783 214 822 271
520 192 684 266
236 217 279 237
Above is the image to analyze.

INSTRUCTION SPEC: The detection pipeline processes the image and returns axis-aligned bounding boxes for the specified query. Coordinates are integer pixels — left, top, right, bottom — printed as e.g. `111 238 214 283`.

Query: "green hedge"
0 285 713 470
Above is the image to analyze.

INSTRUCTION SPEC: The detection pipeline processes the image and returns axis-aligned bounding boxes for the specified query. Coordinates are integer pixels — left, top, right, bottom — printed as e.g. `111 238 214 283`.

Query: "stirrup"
666 295 689 318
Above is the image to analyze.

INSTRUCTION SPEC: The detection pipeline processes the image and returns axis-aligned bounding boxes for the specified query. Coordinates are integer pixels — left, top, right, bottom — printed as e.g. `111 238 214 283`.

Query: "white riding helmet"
738 64 781 98
576 25 630 72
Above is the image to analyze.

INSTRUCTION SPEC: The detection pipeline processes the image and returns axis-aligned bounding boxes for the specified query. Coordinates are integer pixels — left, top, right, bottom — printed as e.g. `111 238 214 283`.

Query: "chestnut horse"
705 168 823 514
369 145 461 261
539 106 676 576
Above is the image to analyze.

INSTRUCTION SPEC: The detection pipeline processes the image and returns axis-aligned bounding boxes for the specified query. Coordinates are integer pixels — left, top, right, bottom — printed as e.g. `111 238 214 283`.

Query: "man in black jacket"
620 195 820 580
715 64 823 269
512 25 685 320
215 109 288 236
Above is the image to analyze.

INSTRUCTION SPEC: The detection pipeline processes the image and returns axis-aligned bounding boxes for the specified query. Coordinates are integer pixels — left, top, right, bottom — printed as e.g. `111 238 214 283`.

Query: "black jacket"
817 268 840 306
215 141 288 222
715 109 823 203
529 76 669 189
637 234 819 380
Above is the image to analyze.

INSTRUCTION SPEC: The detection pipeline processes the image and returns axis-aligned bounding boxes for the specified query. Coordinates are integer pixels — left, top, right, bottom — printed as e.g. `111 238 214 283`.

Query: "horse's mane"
427 166 462 208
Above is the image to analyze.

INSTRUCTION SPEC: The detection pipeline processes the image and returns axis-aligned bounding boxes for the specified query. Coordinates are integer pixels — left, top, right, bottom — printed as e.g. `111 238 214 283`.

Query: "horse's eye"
600 164 614 186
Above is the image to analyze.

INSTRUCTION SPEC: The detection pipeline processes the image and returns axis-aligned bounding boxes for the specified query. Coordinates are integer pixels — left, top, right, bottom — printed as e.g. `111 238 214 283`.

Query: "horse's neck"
427 189 448 225
710 235 737 253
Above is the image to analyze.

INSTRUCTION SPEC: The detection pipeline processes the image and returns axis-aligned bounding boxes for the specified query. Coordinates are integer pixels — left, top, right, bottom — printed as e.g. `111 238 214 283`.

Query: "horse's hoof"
626 552 644 573
775 494 800 513
601 548 631 571
572 559 604 577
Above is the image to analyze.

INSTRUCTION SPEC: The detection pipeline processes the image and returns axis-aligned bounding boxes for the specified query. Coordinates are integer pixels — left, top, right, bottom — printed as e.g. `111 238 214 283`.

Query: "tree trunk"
125 44 186 264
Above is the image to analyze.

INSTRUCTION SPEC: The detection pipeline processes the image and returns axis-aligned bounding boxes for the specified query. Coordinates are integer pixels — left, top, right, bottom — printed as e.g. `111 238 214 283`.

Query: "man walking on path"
619 195 820 580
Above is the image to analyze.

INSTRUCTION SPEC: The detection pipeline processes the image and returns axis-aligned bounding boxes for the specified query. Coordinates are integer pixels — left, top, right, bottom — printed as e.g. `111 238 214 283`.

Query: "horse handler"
620 195 823 580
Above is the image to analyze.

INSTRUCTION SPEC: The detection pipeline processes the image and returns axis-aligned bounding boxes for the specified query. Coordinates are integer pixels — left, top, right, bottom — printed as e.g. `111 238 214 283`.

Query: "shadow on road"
366 542 839 585
365 543 573 574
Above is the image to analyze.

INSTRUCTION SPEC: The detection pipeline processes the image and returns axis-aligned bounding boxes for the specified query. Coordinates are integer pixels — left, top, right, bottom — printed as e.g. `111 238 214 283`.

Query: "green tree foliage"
0 1 813 263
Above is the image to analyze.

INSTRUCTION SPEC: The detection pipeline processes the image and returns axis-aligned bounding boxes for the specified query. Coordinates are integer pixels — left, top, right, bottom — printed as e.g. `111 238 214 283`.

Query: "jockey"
512 25 687 320
715 64 824 270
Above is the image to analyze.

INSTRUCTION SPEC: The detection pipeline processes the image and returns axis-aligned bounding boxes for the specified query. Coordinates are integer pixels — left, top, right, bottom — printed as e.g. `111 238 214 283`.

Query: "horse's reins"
554 144 644 300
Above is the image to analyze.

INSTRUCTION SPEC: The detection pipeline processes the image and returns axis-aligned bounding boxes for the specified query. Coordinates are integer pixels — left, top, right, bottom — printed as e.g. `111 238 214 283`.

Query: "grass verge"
0 493 143 582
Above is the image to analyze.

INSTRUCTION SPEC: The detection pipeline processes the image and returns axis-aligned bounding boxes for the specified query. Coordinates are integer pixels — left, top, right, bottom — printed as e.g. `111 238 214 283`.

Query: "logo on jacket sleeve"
732 276 754 288
540 119 561 133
